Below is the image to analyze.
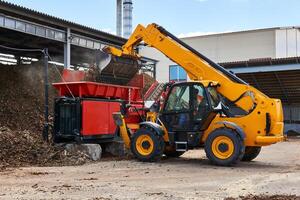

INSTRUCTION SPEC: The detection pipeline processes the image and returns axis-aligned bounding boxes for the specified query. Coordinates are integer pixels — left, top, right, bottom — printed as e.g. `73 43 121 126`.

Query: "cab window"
165 85 190 112
191 85 208 120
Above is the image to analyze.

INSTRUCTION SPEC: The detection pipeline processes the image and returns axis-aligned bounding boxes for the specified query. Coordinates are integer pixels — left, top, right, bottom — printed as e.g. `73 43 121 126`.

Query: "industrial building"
140 27 300 133
0 0 298 133
0 0 156 82
0 0 126 67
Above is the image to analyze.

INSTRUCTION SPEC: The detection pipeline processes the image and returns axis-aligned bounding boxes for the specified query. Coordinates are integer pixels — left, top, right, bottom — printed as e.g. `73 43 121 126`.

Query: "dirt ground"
0 139 299 200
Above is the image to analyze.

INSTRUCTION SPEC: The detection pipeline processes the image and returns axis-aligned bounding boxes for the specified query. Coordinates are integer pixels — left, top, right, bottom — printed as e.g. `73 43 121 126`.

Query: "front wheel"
242 146 261 161
130 127 165 162
204 128 245 166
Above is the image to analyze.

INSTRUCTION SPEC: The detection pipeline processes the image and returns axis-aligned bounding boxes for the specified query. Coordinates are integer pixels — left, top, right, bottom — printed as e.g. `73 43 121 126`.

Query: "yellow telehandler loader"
101 23 284 166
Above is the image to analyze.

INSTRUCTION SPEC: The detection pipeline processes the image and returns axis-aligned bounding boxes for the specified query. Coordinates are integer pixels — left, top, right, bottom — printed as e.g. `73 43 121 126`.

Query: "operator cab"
159 82 221 149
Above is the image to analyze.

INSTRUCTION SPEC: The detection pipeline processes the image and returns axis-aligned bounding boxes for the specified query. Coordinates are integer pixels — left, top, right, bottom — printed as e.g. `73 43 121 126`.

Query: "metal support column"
43 48 49 142
64 28 71 68
274 72 290 104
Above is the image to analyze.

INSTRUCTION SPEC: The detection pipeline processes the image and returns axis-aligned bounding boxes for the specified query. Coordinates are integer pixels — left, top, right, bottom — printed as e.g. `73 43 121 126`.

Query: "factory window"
169 65 187 82
0 16 3 26
94 42 101 49
47 29 55 39
16 21 26 31
4 18 15 29
36 26 46 37
55 32 64 41
79 38 87 47
71 36 79 45
86 40 93 48
26 24 36 34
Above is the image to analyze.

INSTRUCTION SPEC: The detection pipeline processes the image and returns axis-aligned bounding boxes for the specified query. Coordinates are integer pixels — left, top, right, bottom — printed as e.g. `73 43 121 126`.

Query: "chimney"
123 0 133 38
116 0 122 37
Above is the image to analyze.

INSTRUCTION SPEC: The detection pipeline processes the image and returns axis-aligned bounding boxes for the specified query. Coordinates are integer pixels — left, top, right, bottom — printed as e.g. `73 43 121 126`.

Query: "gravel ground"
0 139 299 200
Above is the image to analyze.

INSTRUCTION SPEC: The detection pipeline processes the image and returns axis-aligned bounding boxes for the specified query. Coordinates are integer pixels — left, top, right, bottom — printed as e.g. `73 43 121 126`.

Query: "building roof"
0 0 127 46
181 26 300 39
220 57 300 68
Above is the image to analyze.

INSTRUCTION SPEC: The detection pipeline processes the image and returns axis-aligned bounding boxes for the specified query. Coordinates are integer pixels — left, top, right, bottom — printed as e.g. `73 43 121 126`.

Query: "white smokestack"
123 0 133 38
116 0 122 37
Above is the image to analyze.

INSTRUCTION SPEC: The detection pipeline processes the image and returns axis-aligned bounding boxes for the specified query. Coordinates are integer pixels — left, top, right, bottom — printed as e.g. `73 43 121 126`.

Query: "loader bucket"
89 49 140 85
95 49 113 72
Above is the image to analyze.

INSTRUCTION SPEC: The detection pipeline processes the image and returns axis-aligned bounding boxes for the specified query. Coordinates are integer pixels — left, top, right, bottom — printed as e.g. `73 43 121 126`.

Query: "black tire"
130 127 165 162
242 146 261 161
204 128 245 166
164 149 185 158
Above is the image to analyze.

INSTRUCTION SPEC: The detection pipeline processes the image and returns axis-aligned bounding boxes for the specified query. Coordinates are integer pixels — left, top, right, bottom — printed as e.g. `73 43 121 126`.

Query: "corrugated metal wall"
275 28 300 58
182 29 276 63
283 105 300 123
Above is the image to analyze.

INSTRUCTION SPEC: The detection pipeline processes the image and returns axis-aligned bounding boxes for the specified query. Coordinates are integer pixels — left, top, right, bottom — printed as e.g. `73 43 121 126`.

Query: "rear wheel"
130 127 165 162
242 146 261 161
205 128 245 166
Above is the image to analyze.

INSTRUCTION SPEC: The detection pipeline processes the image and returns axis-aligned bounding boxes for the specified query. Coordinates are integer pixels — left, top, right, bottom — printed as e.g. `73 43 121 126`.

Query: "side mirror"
213 102 223 112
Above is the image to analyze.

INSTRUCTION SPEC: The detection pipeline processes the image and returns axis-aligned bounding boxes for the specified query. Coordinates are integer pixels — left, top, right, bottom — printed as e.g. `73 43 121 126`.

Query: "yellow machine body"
108 23 284 165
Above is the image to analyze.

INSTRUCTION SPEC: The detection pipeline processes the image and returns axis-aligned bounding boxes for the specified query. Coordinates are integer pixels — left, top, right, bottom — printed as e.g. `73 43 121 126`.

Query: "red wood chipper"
52 55 156 144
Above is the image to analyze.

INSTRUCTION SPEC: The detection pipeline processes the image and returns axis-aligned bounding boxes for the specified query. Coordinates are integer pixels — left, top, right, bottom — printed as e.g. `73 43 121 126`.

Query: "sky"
4 0 300 37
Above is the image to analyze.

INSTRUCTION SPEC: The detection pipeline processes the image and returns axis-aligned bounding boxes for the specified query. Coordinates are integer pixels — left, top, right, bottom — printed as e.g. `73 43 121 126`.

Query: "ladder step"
175 141 188 152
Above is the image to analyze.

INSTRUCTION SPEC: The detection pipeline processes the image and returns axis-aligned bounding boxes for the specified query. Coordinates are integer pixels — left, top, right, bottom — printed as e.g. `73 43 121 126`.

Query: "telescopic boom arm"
105 23 265 112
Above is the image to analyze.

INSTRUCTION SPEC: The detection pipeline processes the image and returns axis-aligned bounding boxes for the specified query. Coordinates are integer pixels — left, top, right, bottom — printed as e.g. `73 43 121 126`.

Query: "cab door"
159 83 211 132
160 83 191 132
